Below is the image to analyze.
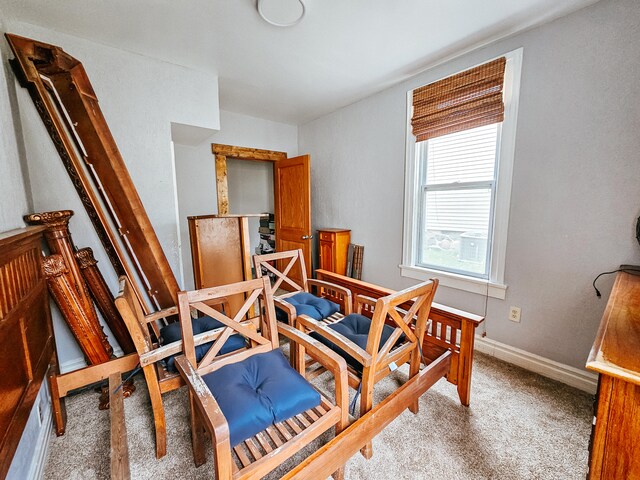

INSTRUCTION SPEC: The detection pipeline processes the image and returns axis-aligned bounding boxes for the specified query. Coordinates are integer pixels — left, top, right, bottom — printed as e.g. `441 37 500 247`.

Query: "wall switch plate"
509 306 521 322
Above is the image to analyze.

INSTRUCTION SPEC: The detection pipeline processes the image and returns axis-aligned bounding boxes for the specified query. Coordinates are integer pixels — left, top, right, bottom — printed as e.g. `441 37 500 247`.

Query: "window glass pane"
419 188 492 276
425 124 498 185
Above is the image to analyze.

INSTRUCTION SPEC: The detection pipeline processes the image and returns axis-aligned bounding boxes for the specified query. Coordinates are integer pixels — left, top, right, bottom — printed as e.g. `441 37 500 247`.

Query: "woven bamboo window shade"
411 57 507 142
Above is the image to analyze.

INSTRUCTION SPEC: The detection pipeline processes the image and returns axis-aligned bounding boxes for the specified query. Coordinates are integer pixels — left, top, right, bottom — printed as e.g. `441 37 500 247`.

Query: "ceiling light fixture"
257 0 306 27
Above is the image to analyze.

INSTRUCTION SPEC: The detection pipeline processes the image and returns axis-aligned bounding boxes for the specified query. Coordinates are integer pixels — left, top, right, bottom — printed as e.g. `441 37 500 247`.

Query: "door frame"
211 143 287 214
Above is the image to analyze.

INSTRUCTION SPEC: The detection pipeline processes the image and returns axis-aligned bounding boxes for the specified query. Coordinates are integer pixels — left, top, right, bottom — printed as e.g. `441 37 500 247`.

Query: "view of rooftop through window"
418 123 499 277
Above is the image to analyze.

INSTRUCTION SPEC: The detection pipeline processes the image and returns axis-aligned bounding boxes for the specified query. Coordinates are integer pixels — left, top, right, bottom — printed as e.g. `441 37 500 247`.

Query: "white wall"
0 16 31 231
175 110 298 290
3 21 220 368
0 11 52 480
299 0 640 370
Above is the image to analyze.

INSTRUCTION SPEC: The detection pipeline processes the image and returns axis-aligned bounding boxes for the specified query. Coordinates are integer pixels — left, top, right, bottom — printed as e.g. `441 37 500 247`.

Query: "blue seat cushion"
202 349 321 446
276 292 340 322
310 313 405 374
159 315 247 372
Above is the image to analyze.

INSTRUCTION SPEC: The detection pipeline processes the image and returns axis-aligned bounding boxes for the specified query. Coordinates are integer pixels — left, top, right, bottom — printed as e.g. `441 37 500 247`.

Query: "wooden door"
274 155 312 283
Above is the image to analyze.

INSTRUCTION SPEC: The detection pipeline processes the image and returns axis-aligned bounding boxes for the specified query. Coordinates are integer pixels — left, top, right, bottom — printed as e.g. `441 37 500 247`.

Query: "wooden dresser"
586 270 640 479
318 229 350 275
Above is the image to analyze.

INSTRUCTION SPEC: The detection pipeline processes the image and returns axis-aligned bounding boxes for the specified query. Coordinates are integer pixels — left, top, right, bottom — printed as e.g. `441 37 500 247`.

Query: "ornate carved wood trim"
0 226 54 478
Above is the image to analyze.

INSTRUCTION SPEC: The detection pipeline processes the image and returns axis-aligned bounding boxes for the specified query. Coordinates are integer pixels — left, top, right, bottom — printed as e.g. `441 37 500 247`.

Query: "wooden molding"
211 143 287 162
211 143 288 215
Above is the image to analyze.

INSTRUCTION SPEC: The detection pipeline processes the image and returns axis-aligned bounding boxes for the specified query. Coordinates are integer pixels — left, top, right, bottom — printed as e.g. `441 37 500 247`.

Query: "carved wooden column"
25 211 94 312
76 247 135 354
43 254 113 363
26 210 114 364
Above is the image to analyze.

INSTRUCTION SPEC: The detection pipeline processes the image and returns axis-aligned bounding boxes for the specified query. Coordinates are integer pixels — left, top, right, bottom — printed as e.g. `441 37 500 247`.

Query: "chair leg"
332 466 345 480
408 349 422 415
189 393 207 467
359 380 374 459
143 365 167 458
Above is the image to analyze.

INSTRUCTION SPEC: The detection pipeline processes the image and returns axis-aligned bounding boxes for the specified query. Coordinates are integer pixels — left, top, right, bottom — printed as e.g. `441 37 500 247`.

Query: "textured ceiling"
0 0 599 124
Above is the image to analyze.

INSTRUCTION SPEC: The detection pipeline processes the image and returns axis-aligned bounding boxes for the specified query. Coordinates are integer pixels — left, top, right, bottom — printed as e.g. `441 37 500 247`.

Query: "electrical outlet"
509 306 521 322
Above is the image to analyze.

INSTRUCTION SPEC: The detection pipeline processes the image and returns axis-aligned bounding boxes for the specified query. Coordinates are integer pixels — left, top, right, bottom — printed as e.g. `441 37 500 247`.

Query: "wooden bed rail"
283 350 452 479
315 270 484 406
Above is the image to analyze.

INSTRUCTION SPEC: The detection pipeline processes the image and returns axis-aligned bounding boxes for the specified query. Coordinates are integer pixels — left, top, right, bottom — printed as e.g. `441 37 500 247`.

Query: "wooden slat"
255 432 273 453
265 426 284 447
274 422 293 441
294 413 311 429
244 437 263 461
233 444 252 468
305 408 319 422
285 418 303 435
109 373 130 480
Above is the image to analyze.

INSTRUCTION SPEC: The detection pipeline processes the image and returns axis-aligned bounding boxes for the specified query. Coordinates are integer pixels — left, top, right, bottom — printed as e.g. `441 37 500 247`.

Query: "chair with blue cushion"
295 279 439 459
114 276 250 459
253 249 353 368
174 277 349 479
253 249 353 325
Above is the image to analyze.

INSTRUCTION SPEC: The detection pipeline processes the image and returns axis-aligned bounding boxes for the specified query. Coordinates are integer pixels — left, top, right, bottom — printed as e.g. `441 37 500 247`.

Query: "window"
402 49 522 299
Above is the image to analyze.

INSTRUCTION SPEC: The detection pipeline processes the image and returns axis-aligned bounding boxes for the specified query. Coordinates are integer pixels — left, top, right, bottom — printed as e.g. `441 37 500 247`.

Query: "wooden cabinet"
188 215 252 315
586 270 640 479
317 229 350 275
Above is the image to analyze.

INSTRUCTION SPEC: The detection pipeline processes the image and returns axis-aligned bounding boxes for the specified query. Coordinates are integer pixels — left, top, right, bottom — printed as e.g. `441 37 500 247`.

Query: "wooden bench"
315 270 484 406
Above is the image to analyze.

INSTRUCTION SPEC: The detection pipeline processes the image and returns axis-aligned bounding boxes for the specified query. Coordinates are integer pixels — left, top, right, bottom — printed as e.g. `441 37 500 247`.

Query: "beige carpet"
43 352 593 479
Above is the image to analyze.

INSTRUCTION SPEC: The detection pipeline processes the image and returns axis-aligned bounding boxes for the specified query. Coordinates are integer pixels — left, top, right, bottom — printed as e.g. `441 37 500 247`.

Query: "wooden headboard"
0 226 54 478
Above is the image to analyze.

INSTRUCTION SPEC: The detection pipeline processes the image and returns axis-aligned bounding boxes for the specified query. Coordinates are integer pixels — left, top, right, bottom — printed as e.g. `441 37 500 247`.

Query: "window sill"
399 264 507 300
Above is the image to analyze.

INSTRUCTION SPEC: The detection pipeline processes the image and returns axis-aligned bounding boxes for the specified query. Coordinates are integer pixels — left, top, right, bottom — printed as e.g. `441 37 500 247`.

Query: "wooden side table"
318 229 351 275
586 269 640 478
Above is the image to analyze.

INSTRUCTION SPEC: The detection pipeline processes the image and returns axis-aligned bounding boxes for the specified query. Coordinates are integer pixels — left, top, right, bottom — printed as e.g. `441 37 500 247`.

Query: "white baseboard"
30 399 52 480
475 335 598 394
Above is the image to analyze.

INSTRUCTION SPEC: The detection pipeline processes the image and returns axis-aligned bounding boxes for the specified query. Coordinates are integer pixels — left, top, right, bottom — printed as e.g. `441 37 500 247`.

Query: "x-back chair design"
296 279 439 459
114 276 247 458
174 277 350 479
253 249 353 324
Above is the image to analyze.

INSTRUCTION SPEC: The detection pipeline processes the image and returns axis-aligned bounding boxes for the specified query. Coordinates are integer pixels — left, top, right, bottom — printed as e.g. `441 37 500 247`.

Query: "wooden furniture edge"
282 350 452 479
315 269 484 325
109 373 131 480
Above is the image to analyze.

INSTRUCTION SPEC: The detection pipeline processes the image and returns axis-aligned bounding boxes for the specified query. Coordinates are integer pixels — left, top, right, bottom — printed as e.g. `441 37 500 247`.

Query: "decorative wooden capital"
24 210 75 240
43 254 68 278
75 247 98 269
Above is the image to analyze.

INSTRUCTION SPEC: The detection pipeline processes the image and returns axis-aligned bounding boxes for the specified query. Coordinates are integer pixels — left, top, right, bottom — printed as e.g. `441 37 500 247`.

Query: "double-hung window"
402 49 522 299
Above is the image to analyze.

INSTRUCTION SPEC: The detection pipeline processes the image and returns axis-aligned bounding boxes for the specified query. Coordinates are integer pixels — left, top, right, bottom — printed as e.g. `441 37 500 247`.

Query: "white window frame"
400 48 523 300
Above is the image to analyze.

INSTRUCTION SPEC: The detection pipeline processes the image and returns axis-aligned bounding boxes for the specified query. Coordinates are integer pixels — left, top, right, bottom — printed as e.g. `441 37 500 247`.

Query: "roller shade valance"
411 57 506 142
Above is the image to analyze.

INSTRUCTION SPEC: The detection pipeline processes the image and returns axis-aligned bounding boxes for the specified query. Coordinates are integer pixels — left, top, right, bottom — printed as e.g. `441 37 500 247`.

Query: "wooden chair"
253 249 353 324
114 276 244 459
295 279 438 459
174 277 349 479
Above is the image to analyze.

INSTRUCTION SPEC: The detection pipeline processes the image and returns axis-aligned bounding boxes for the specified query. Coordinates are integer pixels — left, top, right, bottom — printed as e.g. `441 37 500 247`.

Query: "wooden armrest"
144 306 179 324
174 355 231 442
296 315 372 367
278 323 349 415
307 279 353 315
273 297 296 322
